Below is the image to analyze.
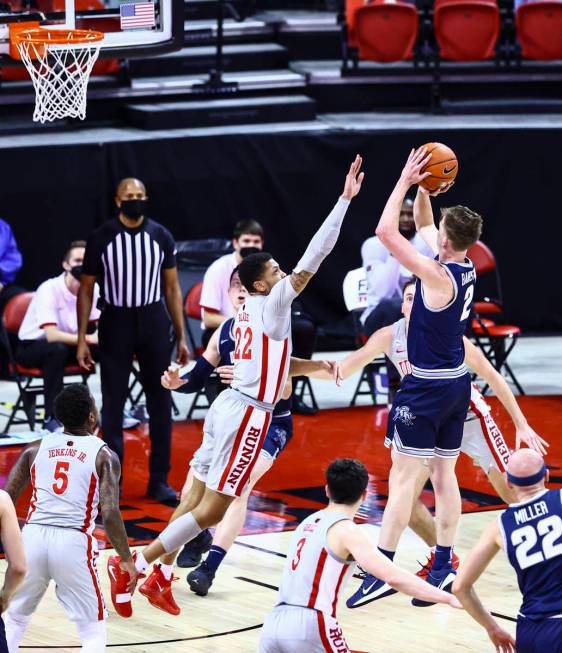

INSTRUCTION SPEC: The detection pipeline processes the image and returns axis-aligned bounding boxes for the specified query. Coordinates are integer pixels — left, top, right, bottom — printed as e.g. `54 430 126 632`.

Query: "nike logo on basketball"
443 164 456 174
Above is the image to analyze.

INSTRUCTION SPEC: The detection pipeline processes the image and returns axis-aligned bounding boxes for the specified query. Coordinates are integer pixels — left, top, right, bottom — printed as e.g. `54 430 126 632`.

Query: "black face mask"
120 199 147 220
239 246 261 259
399 225 416 241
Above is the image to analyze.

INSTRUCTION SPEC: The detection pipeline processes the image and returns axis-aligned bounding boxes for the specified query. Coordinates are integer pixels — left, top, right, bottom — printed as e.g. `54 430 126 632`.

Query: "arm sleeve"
174 357 215 394
82 232 103 277
294 197 350 274
262 277 298 340
161 228 177 270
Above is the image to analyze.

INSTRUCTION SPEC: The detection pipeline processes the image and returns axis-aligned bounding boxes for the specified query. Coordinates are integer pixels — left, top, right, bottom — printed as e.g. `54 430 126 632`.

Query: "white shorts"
259 606 350 653
190 389 271 497
8 524 106 623
461 413 510 474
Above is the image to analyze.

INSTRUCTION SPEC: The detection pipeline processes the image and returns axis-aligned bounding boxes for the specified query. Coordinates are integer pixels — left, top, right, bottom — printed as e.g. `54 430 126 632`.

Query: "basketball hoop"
11 26 104 123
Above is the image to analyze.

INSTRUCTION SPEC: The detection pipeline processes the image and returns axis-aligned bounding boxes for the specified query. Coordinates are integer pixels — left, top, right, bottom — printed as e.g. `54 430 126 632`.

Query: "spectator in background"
17 241 100 432
0 219 23 308
200 219 264 343
360 198 432 337
200 219 318 415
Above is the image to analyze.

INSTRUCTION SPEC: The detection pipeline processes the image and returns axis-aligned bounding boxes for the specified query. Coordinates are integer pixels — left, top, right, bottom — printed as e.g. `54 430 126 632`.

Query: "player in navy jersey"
135 269 341 614
355 148 483 604
453 448 562 653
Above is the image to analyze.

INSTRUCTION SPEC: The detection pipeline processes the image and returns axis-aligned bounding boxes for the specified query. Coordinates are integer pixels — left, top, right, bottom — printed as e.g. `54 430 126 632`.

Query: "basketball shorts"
387 373 471 458
259 606 350 653
516 616 562 653
261 415 293 461
8 524 106 623
190 389 272 497
0 617 7 653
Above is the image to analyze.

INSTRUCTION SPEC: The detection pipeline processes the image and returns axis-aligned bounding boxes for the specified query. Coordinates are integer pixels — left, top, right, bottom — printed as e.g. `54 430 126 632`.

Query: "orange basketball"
419 142 458 192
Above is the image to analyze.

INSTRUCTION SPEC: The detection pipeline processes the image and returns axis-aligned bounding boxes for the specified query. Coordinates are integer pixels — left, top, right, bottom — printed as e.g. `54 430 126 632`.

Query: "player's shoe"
177 529 213 568
416 551 460 580
186 561 215 596
139 565 180 616
346 573 397 609
107 555 135 618
411 564 457 607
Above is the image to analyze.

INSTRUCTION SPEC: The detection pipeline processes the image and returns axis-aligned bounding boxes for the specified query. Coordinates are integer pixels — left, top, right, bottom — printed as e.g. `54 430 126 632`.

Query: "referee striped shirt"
82 218 177 308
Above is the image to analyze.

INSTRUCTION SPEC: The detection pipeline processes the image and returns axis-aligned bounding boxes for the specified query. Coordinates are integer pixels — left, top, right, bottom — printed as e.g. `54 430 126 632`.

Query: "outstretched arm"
4 443 39 502
414 187 438 254
452 521 515 653
308 326 392 381
375 149 450 292
97 447 137 591
464 338 548 455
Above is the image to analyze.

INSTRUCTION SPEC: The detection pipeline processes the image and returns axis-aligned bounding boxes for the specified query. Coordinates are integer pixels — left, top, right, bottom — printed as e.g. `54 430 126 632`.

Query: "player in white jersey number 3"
107 156 366 615
259 459 461 652
3 384 136 652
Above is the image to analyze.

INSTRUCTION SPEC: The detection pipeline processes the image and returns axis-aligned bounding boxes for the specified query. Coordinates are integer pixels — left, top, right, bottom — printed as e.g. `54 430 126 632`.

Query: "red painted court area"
2 395 561 549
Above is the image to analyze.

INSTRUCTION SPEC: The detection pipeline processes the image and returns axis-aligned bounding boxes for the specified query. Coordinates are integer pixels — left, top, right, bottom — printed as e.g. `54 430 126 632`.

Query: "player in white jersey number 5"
259 459 461 653
4 384 136 652
107 155 365 615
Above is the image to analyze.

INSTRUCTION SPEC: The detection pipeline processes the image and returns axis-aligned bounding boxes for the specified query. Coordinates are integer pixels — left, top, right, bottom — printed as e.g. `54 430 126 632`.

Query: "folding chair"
0 292 93 432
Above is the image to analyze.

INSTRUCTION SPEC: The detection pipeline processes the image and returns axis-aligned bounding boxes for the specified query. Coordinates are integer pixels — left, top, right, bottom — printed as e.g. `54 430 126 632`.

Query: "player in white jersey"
259 458 461 652
312 278 548 607
3 384 136 652
107 155 365 615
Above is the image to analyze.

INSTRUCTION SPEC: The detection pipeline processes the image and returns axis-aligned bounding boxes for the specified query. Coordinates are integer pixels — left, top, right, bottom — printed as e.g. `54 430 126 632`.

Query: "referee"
77 177 188 503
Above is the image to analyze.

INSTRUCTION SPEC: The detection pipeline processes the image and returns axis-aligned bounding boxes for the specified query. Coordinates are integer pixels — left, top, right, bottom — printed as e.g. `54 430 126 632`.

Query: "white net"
16 31 103 123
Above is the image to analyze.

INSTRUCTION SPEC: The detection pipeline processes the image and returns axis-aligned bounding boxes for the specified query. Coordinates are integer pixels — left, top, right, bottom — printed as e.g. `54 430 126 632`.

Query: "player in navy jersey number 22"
453 448 562 653
349 148 484 607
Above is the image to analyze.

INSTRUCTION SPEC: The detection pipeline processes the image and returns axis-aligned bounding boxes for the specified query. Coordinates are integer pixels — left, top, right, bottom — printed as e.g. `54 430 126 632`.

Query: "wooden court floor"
2 395 561 652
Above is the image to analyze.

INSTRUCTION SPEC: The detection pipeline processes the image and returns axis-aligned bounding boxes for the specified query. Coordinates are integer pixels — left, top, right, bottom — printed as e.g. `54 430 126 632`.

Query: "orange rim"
14 28 104 45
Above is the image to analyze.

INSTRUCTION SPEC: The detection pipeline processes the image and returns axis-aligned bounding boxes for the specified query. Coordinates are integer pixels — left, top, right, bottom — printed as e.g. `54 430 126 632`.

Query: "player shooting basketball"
345 147 483 606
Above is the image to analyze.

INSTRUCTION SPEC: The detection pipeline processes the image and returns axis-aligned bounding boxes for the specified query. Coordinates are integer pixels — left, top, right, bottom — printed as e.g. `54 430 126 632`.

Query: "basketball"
419 142 458 192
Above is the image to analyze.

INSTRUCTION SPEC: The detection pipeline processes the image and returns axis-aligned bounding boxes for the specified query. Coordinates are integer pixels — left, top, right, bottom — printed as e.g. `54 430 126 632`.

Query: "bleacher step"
125 94 316 130
129 43 290 77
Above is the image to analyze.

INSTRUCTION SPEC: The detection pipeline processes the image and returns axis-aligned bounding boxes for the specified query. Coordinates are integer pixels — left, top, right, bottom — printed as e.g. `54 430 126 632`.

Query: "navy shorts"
0 617 7 653
387 373 471 458
517 617 562 653
261 416 293 461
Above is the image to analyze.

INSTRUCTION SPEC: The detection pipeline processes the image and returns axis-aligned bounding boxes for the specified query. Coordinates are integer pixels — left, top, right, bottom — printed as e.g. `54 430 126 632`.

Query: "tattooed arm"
96 447 137 589
4 442 40 502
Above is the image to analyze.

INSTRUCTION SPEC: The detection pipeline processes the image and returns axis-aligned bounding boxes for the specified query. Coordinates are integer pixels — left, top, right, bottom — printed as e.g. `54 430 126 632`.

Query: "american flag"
120 2 156 30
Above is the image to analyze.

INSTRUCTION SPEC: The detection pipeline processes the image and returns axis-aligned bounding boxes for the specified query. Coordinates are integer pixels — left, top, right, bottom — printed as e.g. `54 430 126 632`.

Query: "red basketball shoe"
107 555 135 618
416 550 460 580
139 565 180 616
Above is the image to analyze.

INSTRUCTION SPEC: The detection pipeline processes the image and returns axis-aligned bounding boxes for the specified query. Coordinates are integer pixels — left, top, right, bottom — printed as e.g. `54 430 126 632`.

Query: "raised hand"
516 423 549 456
161 365 188 390
419 180 455 196
341 155 365 200
400 147 432 188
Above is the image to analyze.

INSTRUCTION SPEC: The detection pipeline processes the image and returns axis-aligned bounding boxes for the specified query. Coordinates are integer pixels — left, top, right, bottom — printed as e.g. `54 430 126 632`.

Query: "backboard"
0 0 184 61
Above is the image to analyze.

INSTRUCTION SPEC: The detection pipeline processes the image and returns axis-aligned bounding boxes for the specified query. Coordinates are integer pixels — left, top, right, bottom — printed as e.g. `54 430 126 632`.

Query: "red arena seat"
434 0 500 61
353 2 419 62
516 1 562 60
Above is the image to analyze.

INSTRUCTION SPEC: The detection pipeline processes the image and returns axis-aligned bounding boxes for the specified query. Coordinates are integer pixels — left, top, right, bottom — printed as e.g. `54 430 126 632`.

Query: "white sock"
159 512 202 553
76 620 107 653
135 552 149 574
5 613 31 653
159 563 174 580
